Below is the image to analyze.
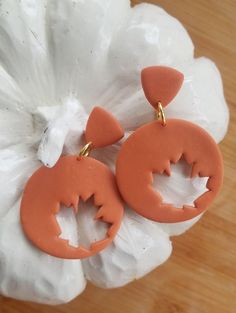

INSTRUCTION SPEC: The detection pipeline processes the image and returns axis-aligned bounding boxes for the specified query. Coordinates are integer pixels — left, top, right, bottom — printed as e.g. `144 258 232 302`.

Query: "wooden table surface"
1 1 236 312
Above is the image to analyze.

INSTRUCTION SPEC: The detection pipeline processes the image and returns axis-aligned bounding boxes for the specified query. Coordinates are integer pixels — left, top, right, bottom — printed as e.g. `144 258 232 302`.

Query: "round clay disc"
20 156 124 259
116 119 223 223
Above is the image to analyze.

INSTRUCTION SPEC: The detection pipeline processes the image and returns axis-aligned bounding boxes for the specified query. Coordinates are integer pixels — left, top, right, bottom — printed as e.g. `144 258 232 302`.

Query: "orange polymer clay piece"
116 66 223 223
116 119 223 223
20 106 124 259
85 107 124 148
141 66 184 108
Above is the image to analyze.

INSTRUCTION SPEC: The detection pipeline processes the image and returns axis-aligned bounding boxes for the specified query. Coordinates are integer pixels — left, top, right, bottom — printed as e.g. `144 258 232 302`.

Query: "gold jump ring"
79 142 93 157
155 102 166 126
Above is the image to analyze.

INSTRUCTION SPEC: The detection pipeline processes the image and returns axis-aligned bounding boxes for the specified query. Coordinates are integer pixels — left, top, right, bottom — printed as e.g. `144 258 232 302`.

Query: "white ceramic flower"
0 0 229 305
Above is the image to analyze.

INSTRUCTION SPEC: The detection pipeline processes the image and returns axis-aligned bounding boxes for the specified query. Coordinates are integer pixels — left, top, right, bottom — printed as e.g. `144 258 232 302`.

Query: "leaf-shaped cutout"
141 66 184 108
85 107 124 148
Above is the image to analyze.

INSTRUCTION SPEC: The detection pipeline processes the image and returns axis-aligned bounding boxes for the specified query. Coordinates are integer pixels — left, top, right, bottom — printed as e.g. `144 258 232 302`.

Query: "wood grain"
1 1 236 312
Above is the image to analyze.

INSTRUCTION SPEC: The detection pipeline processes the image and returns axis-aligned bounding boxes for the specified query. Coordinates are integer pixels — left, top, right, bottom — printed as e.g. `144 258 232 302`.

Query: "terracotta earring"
116 66 223 223
20 107 124 259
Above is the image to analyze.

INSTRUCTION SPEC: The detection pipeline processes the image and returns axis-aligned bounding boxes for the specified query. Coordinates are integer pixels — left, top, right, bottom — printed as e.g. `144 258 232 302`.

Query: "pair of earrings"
20 66 223 259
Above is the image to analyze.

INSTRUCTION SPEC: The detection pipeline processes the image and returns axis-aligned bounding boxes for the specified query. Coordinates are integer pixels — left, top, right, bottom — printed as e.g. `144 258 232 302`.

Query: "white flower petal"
0 110 33 149
0 199 86 304
106 3 193 89
46 0 130 105
0 0 54 106
0 66 26 110
0 66 34 148
0 144 39 218
82 208 172 288
165 58 229 142
56 204 172 288
153 159 208 208
153 159 207 236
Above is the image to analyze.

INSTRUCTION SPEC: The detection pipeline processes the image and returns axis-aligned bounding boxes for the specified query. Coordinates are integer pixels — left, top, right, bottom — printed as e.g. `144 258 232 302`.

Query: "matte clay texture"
85 107 124 148
20 156 124 259
116 119 223 223
141 66 184 108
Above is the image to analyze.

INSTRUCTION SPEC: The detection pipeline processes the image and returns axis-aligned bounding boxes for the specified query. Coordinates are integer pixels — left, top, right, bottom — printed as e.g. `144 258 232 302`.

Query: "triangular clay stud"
141 66 184 108
85 107 124 148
